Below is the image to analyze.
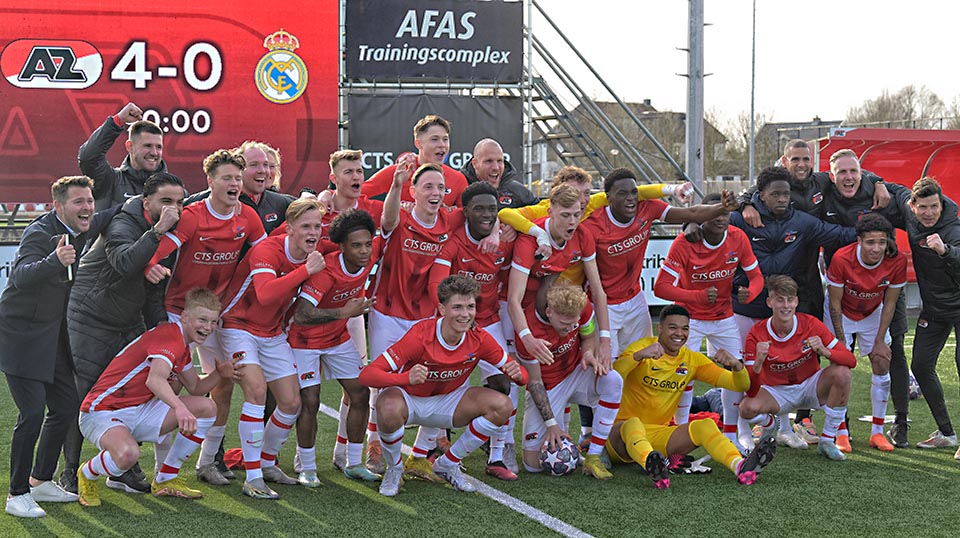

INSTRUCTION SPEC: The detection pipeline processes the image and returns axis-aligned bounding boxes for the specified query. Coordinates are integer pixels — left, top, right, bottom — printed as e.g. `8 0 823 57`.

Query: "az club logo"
255 28 308 104
2 39 102 89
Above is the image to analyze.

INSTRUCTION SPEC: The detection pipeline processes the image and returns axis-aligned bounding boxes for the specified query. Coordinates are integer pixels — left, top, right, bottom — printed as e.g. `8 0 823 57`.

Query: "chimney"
643 99 652 107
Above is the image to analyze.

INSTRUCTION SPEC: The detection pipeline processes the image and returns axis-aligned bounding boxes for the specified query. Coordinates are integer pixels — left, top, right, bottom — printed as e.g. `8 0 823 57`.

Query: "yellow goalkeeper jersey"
614 336 750 426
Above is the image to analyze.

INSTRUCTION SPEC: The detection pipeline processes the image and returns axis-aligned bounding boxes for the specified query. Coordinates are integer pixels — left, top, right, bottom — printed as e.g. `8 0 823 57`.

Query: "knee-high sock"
334 400 349 458
262 409 299 468
367 389 380 443
720 389 743 442
154 432 172 475
81 450 125 480
491 384 520 461
821 405 846 444
347 442 363 468
588 371 623 456
489 407 516 463
156 417 214 483
871 373 891 435
563 406 572 433
238 402 266 481
674 384 694 425
620 417 653 465
747 413 776 437
297 446 316 472
198 425 226 467
688 417 742 474
411 426 439 459
437 416 498 468
837 419 849 438
778 413 792 434
379 427 404 468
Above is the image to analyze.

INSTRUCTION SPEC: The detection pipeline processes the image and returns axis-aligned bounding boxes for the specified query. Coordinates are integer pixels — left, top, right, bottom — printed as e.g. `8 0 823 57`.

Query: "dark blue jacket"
729 193 856 319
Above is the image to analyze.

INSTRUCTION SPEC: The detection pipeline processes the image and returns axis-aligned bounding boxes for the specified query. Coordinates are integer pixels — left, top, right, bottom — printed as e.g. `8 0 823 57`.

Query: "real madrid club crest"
256 28 308 104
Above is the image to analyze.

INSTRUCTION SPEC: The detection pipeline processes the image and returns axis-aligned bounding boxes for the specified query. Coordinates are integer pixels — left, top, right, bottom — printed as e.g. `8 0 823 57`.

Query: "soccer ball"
908 373 922 400
539 438 581 476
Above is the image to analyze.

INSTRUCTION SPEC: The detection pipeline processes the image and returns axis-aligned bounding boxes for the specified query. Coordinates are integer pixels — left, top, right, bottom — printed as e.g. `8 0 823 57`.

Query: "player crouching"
606 305 776 488
518 284 623 480
358 276 528 497
76 289 242 506
739 275 857 461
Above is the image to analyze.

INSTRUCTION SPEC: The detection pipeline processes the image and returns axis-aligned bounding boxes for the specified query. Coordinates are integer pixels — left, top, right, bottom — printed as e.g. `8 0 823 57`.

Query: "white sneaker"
917 430 958 449
379 465 404 497
776 430 809 450
30 480 78 502
432 459 476 493
5 493 45 518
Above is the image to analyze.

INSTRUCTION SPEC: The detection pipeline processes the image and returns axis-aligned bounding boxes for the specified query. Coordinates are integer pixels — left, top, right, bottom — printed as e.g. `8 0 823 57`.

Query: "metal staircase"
527 0 691 194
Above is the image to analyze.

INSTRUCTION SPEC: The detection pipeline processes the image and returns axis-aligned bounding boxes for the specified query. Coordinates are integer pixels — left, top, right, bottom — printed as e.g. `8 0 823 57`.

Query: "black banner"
347 94 523 176
345 0 523 82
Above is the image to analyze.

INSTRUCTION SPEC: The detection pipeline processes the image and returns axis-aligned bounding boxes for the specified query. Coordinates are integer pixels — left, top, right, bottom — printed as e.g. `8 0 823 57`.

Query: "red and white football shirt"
430 221 514 327
511 217 597 309
826 244 907 321
220 235 310 338
371 319 508 397
657 227 760 320
744 313 856 387
289 239 382 350
580 202 669 304
372 208 463 320
82 322 191 412
515 303 594 390
361 153 467 207
321 196 384 241
153 199 267 315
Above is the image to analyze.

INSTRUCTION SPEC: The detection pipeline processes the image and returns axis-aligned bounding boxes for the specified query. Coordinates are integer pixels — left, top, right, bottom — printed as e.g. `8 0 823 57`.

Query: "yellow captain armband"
579 316 596 336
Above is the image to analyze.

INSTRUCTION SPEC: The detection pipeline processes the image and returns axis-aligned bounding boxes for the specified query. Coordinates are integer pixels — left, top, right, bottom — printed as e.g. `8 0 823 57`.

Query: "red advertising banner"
0 0 339 203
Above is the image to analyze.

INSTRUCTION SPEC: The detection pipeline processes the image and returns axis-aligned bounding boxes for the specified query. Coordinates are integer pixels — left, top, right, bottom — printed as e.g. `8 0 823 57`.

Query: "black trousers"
888 292 910 419
5 331 79 495
911 315 960 435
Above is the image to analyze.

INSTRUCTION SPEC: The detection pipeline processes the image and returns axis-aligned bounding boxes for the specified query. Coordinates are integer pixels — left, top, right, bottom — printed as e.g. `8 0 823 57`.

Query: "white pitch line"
318 403 595 538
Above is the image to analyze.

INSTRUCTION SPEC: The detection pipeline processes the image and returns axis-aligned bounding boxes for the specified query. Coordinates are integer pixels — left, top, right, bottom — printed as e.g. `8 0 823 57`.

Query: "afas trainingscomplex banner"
0 1 338 202
345 0 523 82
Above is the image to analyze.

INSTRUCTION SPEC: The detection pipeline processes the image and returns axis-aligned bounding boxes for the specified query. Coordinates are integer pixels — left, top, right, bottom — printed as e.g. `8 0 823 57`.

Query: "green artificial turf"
0 330 958 537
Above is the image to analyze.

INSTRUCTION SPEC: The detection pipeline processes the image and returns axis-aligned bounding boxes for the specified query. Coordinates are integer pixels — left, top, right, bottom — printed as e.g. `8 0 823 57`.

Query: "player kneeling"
358 276 528 497
739 275 857 461
606 305 775 488
76 289 242 506
518 284 623 480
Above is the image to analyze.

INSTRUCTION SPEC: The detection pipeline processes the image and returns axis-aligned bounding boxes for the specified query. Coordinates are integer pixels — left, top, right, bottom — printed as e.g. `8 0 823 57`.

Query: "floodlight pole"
749 0 757 184
686 0 705 202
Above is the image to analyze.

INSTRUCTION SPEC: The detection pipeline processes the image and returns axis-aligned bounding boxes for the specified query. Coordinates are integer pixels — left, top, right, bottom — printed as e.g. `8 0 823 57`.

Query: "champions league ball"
540 438 581 476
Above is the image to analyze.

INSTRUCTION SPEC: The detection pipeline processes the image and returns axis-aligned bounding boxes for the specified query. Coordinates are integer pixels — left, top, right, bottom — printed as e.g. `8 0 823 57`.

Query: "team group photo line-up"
3 105 959 519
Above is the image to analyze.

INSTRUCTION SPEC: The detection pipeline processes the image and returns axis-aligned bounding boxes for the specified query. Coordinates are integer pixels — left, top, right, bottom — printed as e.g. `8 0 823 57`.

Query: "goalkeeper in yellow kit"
605 305 777 488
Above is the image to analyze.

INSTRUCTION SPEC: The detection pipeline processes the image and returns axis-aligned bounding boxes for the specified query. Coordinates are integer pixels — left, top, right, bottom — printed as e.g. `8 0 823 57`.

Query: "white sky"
535 0 960 128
